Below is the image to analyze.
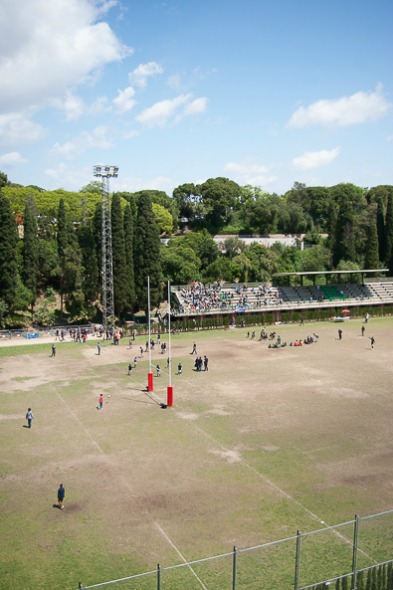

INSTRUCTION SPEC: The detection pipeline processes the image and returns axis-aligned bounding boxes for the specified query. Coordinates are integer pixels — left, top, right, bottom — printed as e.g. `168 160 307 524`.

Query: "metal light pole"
93 165 118 334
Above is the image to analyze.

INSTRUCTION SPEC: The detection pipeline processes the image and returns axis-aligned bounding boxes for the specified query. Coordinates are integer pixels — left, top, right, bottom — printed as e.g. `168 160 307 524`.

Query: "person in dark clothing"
338 329 342 340
51 344 56 357
203 356 209 371
57 483 65 509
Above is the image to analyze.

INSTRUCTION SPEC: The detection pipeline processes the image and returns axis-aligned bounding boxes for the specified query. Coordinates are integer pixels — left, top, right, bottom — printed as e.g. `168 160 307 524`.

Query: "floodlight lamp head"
93 165 119 178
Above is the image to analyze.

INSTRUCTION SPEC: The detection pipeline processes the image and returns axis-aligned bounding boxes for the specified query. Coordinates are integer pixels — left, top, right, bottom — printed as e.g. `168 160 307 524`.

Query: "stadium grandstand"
171 270 393 323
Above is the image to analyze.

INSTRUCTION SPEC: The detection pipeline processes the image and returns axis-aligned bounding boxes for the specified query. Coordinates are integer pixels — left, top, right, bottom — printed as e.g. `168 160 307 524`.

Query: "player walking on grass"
57 483 65 509
369 336 375 349
26 408 34 428
51 343 56 357
98 393 104 410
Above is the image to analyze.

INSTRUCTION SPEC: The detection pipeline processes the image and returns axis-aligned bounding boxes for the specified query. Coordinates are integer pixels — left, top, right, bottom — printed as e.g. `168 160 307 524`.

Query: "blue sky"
0 0 392 196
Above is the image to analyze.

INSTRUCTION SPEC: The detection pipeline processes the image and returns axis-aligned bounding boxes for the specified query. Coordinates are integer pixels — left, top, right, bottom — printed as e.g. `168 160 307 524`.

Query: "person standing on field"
26 408 34 428
51 343 56 357
369 336 375 349
98 393 104 410
57 483 65 509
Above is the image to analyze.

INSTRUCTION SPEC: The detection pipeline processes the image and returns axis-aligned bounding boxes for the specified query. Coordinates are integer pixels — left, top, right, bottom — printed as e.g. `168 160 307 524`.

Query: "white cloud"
89 95 111 115
0 0 131 114
136 94 207 127
0 112 44 147
128 61 164 88
136 94 192 127
52 91 85 120
51 126 113 157
118 175 174 193
113 86 136 113
292 147 341 170
224 161 278 187
44 162 94 190
288 85 391 128
0 151 27 166
182 97 207 116
167 74 182 91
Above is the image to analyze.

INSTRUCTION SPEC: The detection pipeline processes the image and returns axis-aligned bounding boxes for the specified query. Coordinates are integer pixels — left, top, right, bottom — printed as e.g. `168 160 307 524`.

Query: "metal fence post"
157 563 161 590
232 545 237 590
351 514 359 590
294 530 301 590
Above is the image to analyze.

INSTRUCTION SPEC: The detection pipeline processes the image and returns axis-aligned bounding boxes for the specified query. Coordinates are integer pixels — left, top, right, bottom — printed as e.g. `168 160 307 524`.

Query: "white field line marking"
54 389 209 583
55 389 105 456
155 522 209 590
190 422 376 563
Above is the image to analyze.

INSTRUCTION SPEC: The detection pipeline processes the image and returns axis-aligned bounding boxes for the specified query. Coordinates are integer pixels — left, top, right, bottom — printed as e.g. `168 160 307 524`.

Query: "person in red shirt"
98 393 104 410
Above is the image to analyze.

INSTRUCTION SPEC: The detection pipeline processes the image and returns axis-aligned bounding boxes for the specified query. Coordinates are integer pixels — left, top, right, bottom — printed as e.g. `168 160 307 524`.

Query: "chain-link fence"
74 509 393 590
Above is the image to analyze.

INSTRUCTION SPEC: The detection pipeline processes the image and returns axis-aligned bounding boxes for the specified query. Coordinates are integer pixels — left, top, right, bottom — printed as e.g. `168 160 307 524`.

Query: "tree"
181 230 218 268
172 183 202 221
376 196 385 263
123 204 135 311
384 193 393 266
223 237 246 258
332 198 356 267
131 190 178 229
161 243 201 284
22 196 39 310
111 194 129 317
0 171 10 188
80 180 104 195
200 177 242 229
241 193 279 234
134 195 162 311
152 202 173 235
231 252 253 282
57 198 69 317
299 244 330 272
78 224 99 307
0 191 19 309
56 198 85 317
364 209 379 271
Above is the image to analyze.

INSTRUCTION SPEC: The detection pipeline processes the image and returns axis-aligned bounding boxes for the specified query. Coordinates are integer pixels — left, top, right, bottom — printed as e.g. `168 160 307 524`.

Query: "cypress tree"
333 199 356 267
57 198 69 317
364 211 379 271
56 198 85 317
123 204 135 310
384 194 393 266
22 196 39 309
111 194 128 317
92 201 102 287
134 194 162 311
376 197 385 263
0 191 19 309
78 223 99 306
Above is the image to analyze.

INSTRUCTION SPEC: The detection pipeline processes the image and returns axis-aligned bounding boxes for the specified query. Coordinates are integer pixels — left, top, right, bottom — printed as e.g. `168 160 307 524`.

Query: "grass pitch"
1 317 393 589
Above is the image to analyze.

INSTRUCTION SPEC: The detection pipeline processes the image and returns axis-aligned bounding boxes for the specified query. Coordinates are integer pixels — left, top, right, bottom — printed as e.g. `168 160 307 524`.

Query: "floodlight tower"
93 165 119 333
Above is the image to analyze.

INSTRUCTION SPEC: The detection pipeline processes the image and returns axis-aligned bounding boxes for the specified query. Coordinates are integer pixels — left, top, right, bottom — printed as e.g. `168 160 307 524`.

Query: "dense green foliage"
1 173 393 327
